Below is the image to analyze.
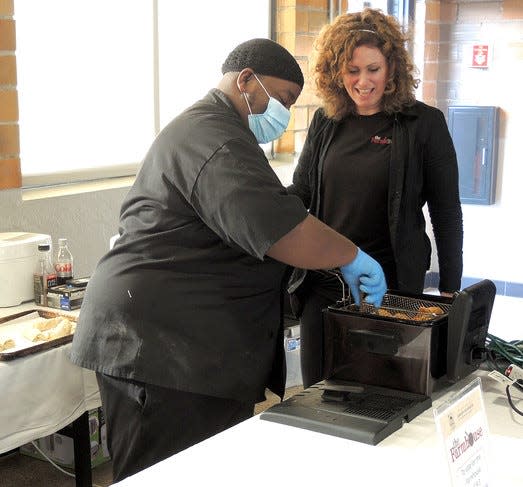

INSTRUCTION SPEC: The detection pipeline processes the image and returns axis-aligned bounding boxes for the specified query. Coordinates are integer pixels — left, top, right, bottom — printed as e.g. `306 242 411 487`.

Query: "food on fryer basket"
393 312 410 321
0 337 15 352
418 305 444 315
23 316 76 342
376 308 410 320
375 304 444 322
376 308 393 317
382 310 411 321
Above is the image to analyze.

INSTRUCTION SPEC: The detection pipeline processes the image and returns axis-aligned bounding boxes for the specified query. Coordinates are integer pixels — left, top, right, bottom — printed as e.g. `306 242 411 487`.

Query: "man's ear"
236 68 255 92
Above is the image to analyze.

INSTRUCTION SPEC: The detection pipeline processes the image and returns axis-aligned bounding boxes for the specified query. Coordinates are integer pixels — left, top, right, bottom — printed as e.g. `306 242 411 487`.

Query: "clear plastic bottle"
55 238 74 285
33 243 58 306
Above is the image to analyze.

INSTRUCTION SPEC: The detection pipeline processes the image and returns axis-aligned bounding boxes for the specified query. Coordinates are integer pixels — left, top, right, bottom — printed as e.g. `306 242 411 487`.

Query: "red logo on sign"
472 45 489 68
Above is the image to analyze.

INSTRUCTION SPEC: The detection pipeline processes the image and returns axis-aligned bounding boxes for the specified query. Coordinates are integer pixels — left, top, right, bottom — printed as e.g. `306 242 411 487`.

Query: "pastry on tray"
0 337 15 351
23 316 76 342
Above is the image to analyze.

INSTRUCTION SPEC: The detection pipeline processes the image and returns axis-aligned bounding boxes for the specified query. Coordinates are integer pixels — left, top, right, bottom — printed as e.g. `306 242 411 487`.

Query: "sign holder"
433 377 490 487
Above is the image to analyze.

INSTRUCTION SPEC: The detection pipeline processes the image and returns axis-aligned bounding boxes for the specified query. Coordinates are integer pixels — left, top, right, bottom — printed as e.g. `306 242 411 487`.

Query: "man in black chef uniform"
70 38 387 482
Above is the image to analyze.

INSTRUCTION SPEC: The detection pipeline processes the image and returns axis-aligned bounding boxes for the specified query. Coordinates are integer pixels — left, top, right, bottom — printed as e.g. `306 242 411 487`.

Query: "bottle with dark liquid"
34 243 58 306
55 238 74 285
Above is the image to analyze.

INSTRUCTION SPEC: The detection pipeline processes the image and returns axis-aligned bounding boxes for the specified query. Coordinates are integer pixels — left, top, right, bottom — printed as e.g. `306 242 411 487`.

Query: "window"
347 1 389 15
346 0 414 28
15 0 270 186
387 0 414 28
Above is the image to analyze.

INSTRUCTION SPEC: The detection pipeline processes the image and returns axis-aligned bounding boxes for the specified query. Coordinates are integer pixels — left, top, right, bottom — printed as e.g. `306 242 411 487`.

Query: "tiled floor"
0 386 303 487
0 447 113 487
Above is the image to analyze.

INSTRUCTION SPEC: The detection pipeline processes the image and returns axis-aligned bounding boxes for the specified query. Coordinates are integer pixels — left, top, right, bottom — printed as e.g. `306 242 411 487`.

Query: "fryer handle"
446 279 496 382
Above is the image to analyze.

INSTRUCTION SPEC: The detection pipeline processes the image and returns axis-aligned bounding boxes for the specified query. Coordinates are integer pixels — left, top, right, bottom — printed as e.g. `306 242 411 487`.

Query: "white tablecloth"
112 371 523 487
0 305 101 454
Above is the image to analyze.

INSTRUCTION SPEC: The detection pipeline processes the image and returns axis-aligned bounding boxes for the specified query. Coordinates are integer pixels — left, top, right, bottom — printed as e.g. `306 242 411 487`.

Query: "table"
0 304 101 486
112 370 523 487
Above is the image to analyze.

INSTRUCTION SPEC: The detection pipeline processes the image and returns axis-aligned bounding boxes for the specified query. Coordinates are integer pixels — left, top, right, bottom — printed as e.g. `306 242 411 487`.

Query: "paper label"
433 377 490 487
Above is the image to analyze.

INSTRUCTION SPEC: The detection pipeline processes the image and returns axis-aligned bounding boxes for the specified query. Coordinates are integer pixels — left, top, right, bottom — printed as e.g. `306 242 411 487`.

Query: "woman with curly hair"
287 8 463 388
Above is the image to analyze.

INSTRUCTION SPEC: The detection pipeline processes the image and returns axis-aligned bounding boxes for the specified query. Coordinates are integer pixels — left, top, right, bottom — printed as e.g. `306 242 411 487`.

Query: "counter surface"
112 370 523 487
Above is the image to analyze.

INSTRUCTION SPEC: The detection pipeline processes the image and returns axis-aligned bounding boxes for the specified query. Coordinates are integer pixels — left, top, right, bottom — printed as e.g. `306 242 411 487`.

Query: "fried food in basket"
417 305 444 315
376 308 411 321
376 309 394 318
375 304 444 322
393 312 410 320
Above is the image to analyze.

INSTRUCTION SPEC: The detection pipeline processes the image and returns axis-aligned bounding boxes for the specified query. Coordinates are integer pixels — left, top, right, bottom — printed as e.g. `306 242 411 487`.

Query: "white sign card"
433 377 490 487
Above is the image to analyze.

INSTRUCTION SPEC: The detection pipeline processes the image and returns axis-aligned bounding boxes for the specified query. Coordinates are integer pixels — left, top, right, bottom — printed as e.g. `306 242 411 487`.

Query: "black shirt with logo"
316 112 397 292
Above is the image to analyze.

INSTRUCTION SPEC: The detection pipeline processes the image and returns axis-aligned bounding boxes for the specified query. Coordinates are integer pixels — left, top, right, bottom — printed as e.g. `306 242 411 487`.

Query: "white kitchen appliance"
0 232 52 307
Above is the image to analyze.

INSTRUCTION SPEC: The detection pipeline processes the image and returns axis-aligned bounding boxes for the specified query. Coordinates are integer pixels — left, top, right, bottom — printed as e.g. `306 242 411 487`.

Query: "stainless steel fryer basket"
334 293 452 324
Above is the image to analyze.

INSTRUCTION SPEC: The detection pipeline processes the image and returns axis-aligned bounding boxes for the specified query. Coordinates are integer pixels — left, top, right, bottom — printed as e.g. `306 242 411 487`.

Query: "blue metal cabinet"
448 106 499 205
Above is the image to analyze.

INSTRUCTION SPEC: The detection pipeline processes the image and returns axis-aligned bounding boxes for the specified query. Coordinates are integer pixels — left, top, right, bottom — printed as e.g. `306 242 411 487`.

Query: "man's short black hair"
222 38 304 88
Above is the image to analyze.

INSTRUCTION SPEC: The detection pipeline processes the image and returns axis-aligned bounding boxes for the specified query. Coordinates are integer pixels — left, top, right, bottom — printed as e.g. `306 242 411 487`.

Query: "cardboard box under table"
20 407 110 470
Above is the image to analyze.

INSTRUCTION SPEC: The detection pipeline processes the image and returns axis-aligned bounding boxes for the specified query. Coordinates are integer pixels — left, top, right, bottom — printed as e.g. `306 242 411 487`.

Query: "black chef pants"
96 373 255 483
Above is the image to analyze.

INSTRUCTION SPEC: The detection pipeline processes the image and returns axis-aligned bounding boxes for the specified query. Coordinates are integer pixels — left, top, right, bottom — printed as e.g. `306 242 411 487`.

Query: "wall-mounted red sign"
471 44 489 68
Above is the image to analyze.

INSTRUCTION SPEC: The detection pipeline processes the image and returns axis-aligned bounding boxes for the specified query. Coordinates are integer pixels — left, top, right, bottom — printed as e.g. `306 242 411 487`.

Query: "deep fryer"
322 279 497 395
260 279 497 445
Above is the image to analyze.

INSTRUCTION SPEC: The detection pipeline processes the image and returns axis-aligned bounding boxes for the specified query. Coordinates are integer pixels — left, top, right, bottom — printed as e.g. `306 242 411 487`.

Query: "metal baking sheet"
0 309 77 361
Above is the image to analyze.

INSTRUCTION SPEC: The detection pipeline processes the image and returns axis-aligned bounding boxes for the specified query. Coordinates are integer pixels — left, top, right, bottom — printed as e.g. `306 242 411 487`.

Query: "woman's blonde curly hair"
312 8 419 120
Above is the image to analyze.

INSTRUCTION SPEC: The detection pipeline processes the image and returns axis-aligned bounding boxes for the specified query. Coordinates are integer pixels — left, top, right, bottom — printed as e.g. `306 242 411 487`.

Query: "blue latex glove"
340 248 387 307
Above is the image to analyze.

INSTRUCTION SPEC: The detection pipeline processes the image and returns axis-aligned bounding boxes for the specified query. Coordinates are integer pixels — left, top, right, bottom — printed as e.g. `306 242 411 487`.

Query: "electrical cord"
485 333 523 416
485 333 523 373
505 380 523 416
29 440 104 487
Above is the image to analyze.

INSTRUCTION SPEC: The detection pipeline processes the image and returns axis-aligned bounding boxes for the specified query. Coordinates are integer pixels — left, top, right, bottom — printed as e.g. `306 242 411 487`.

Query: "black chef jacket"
70 89 308 402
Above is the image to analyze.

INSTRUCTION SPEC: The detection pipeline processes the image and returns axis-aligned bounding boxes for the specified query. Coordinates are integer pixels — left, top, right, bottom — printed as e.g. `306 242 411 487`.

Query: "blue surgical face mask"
242 74 290 144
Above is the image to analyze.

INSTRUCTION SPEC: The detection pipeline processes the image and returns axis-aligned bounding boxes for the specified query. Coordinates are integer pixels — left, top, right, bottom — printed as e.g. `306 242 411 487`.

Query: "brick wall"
0 0 20 189
421 0 458 107
274 0 348 154
421 0 522 113
275 0 326 153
